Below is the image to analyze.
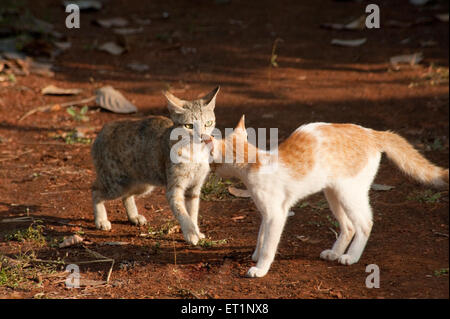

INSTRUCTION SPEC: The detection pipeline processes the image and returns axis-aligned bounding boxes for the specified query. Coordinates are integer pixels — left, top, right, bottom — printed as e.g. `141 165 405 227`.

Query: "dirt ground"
0 0 448 299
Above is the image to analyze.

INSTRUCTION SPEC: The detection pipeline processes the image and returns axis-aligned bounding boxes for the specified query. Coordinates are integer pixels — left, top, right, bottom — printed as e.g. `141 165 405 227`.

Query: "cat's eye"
205 121 213 127
184 124 193 129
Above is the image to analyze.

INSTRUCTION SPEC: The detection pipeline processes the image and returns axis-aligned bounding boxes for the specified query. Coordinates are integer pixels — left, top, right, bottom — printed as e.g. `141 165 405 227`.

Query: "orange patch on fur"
278 130 317 178
318 124 379 177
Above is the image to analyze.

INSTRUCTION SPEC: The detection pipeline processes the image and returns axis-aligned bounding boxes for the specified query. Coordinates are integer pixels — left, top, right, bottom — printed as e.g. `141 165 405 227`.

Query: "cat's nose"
201 134 214 148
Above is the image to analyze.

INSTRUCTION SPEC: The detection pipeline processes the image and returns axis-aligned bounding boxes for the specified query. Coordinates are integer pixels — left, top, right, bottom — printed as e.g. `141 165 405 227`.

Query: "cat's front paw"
246 266 268 278
198 232 205 239
129 214 147 226
183 231 200 246
338 254 357 265
95 219 112 231
320 249 340 261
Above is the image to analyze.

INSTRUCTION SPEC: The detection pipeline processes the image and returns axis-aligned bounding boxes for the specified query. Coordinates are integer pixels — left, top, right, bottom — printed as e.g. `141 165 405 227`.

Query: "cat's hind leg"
320 188 355 261
123 195 147 226
337 193 373 265
336 154 379 265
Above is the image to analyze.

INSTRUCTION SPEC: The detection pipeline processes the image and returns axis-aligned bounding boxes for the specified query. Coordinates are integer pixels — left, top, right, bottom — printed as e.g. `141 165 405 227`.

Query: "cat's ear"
163 91 185 114
201 86 220 110
234 114 247 137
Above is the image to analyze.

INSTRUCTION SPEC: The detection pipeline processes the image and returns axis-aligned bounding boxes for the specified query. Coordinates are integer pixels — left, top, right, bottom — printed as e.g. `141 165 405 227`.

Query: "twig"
40 190 78 195
432 230 449 238
0 216 34 223
0 150 33 162
84 247 114 283
19 96 95 122
328 227 338 240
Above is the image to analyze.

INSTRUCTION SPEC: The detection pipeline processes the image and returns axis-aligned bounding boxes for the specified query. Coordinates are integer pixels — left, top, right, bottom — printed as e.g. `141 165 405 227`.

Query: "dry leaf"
231 215 245 221
98 42 126 55
63 0 102 10
321 15 366 30
29 60 54 77
53 41 72 51
96 17 129 28
127 62 149 72
409 0 431 6
59 234 83 248
435 13 449 23
113 27 144 35
420 40 437 48
371 184 395 191
228 186 251 198
390 52 423 66
95 86 137 113
331 38 367 47
41 85 82 95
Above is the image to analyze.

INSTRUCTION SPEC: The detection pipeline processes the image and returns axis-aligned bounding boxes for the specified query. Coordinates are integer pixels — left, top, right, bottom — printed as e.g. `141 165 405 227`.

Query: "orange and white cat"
209 115 448 278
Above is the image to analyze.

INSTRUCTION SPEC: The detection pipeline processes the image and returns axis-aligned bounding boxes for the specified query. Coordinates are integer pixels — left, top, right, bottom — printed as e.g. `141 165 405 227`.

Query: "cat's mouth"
201 134 214 153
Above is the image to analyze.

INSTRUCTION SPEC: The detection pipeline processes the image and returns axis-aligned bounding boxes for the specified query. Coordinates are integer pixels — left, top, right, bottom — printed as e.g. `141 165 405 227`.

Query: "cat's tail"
375 130 449 189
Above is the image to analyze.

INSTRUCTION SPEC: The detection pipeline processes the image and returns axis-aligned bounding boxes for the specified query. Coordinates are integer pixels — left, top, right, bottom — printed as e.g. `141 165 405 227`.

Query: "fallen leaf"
113 27 144 35
53 41 72 51
231 215 245 221
133 17 152 25
331 38 367 47
41 85 82 95
78 279 107 287
435 13 449 23
321 15 366 30
390 52 423 66
409 0 431 6
63 0 102 10
98 42 126 55
29 60 55 77
371 184 395 191
59 234 83 248
95 85 137 113
126 62 149 72
420 40 437 48
228 186 251 198
96 17 129 28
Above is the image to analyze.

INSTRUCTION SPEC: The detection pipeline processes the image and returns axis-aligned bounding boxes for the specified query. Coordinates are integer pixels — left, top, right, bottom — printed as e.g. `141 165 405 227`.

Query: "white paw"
246 266 268 278
338 254 357 265
320 249 340 261
198 232 206 239
95 219 112 231
129 214 147 226
183 230 200 246
251 250 259 262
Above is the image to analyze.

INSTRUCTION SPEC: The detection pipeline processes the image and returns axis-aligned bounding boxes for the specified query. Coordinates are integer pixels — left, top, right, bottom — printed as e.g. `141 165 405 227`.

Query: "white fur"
218 124 383 278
